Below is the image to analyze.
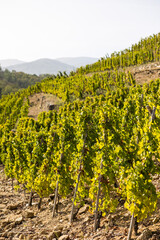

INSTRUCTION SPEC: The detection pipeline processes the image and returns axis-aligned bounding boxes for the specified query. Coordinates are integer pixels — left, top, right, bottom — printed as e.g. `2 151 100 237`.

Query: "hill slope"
0 33 160 240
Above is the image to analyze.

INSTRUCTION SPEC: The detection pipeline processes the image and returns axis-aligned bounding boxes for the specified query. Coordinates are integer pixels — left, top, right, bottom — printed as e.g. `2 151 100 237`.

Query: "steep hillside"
86 61 160 85
0 33 160 240
77 33 160 74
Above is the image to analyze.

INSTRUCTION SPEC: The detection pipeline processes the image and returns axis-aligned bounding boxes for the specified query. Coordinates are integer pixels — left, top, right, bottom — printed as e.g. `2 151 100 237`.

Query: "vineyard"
0 33 160 240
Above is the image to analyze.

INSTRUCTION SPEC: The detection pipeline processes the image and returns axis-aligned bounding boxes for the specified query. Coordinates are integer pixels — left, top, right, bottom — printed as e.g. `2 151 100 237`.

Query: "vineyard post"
127 213 135 240
127 94 143 240
70 170 81 223
23 184 26 197
28 189 33 206
52 180 59 217
151 107 156 123
12 178 14 191
70 133 87 223
93 158 103 231
146 105 156 128
52 144 64 217
38 197 42 210
127 104 156 240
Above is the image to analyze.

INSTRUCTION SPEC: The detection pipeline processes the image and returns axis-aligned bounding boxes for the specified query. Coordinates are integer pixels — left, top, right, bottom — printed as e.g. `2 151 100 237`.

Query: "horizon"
0 56 99 62
1 0 160 61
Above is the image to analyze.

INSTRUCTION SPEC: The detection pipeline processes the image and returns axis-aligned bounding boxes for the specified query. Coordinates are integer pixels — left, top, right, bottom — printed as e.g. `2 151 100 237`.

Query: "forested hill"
0 67 50 95
0 33 160 239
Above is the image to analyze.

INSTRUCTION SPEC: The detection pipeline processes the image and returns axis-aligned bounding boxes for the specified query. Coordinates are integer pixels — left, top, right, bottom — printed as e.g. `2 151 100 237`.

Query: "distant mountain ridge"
0 59 25 68
1 57 98 75
57 57 98 68
6 58 75 75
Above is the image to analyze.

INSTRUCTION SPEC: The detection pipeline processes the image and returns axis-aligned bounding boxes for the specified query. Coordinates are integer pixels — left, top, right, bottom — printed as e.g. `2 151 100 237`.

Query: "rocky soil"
0 166 160 240
87 61 160 85
125 61 160 84
28 93 63 120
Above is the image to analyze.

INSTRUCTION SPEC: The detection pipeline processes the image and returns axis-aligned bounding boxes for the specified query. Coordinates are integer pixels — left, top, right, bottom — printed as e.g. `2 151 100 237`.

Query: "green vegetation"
0 33 160 235
0 67 50 95
77 33 160 74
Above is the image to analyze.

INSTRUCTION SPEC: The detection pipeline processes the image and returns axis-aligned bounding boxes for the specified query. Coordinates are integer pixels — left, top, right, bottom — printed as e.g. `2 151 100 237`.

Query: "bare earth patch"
28 93 63 120
126 62 160 84
86 61 160 85
0 166 160 240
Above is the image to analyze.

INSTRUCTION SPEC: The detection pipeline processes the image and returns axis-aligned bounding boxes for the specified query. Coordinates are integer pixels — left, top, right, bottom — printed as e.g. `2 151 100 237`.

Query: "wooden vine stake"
23 184 26 197
70 170 81 223
94 120 107 232
52 180 59 217
12 178 14 192
127 213 135 240
70 133 87 223
28 189 33 206
52 145 64 217
127 104 156 240
38 197 42 210
93 158 103 231
146 105 156 128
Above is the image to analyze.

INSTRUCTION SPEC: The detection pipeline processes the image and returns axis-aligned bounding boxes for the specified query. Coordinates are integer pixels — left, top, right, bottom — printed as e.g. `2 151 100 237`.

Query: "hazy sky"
0 0 160 61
